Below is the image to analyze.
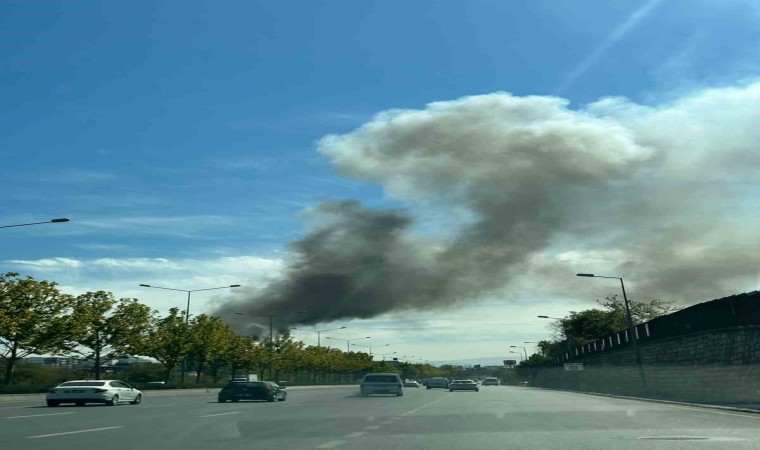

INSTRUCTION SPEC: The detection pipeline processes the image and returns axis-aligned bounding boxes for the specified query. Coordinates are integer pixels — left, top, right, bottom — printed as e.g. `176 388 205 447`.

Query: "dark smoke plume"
218 86 760 329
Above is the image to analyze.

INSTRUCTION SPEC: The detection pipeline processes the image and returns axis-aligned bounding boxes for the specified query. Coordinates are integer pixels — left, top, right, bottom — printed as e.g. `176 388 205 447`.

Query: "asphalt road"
2 385 760 449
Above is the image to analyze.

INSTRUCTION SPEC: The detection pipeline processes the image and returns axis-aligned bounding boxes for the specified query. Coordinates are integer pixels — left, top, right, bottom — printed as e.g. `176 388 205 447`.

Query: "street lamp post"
352 343 389 356
509 351 523 363
577 273 647 392
1 218 70 229
139 283 241 383
292 326 347 347
510 345 528 360
377 352 396 361
324 336 371 352
234 311 306 379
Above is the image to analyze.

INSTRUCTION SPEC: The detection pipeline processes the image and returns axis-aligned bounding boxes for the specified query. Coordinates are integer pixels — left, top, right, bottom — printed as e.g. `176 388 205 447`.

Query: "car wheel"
280 393 287 402
75 401 85 407
46 400 59 407
231 399 239 403
130 394 142 405
426 386 431 390
106 395 119 406
449 389 454 392
218 398 227 403
397 392 403 397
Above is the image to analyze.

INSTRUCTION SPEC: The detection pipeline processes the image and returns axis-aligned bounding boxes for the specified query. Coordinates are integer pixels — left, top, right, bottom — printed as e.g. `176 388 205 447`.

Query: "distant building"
24 357 81 368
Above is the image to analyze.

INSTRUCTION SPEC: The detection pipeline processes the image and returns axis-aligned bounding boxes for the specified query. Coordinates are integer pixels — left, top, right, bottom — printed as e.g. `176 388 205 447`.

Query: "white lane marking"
345 431 367 438
364 425 381 430
653 403 760 421
317 440 346 448
379 420 394 425
200 411 240 418
28 426 123 439
5 412 75 419
142 404 176 408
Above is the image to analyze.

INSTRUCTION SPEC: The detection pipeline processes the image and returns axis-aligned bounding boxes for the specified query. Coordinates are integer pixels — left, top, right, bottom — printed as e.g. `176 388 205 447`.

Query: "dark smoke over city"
217 86 760 330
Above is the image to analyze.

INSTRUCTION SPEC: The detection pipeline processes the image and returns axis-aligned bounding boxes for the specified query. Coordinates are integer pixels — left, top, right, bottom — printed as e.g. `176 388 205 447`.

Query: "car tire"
75 401 85 407
106 395 119 406
449 389 454 392
280 393 287 402
218 399 227 403
397 392 403 397
231 399 239 403
426 386 431 390
130 394 142 405
46 401 59 407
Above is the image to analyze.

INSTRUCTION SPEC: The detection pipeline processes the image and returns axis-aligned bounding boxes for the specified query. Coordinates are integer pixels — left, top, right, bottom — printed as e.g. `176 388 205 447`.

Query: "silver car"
47 380 143 406
449 379 479 392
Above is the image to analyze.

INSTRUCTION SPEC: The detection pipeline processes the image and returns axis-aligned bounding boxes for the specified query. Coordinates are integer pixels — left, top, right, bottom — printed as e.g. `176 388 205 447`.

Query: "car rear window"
59 381 106 387
364 375 399 383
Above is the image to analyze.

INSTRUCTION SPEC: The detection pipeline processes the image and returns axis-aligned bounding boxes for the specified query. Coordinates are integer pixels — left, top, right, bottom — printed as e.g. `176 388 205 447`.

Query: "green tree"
71 292 152 379
143 308 190 383
188 315 232 383
0 273 77 385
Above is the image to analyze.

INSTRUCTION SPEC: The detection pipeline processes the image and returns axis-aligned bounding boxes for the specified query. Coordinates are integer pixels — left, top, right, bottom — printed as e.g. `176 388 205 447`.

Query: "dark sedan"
218 381 287 403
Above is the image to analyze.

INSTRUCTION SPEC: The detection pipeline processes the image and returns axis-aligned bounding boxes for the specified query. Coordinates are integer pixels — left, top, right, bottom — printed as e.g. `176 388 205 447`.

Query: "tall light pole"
292 326 347 347
509 351 523 363
139 283 241 383
352 343 389 356
577 273 647 391
234 311 306 380
140 284 241 325
377 351 396 361
234 311 306 344
1 218 70 229
324 336 371 352
510 345 528 360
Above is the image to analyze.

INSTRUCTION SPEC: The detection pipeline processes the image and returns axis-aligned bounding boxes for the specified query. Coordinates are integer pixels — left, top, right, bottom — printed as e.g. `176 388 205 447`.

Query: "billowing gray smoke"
218 84 760 328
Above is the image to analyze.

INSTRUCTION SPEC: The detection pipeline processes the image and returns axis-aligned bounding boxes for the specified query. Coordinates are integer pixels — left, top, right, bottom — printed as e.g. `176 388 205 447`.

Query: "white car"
47 380 143 406
449 379 479 392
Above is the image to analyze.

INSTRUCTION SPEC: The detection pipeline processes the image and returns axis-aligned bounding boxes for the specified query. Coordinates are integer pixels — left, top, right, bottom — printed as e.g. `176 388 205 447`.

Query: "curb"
530 386 760 414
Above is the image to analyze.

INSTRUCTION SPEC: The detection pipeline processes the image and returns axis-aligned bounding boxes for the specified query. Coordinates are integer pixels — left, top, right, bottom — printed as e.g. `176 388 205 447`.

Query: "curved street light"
324 336 371 352
1 218 70 229
291 326 347 347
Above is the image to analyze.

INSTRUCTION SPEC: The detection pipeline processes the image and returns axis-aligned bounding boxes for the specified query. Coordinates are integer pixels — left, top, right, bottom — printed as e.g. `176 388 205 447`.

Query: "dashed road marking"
200 411 239 418
317 440 346 448
5 412 75 419
345 431 368 438
142 404 176 408
28 426 123 439
364 425 381 430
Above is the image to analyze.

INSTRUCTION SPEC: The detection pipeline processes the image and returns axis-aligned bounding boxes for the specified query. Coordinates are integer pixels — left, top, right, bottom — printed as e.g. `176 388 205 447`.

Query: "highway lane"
2 385 760 449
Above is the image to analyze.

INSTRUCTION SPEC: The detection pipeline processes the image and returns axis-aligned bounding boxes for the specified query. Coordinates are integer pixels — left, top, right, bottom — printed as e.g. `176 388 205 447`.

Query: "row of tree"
520 296 679 366
0 272 445 386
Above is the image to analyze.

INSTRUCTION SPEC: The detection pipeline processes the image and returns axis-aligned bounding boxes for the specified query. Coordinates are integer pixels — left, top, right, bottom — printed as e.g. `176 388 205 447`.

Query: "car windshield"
3 2 756 449
58 382 106 387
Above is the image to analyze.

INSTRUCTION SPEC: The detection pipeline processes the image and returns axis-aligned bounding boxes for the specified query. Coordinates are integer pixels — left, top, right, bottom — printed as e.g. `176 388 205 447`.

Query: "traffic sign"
564 363 584 371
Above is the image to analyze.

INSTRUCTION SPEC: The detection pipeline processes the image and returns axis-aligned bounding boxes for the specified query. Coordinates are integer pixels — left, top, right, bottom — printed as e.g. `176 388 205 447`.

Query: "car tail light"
93 388 108 393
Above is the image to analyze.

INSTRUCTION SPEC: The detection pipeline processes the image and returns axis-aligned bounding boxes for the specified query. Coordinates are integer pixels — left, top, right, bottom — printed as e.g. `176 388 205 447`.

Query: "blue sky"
3 0 759 362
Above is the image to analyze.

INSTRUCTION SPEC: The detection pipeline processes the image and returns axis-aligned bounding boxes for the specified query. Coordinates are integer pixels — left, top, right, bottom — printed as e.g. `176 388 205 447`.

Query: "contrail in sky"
556 0 665 94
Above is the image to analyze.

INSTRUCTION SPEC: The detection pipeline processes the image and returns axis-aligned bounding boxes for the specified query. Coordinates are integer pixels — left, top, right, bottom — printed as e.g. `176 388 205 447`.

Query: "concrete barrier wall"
532 325 760 405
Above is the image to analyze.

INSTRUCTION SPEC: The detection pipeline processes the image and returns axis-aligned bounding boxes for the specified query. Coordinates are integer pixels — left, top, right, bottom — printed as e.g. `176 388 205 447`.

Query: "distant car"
404 380 420 388
481 377 500 386
360 373 404 396
218 381 287 402
425 377 449 389
449 379 479 392
47 380 143 406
